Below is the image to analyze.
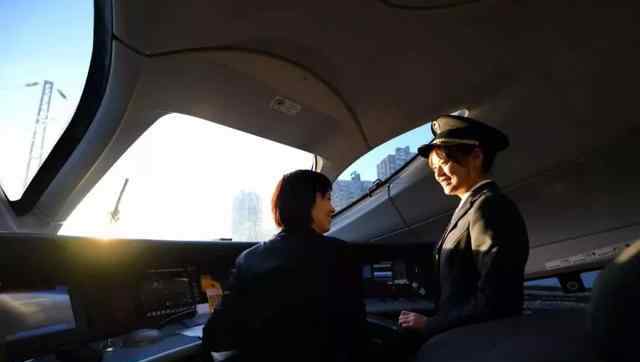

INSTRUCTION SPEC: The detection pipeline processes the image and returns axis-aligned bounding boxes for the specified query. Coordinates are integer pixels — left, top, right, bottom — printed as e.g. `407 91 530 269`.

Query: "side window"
581 270 600 289
525 270 602 292
525 276 570 311
525 276 562 292
332 123 430 211
524 270 601 311
0 1 93 200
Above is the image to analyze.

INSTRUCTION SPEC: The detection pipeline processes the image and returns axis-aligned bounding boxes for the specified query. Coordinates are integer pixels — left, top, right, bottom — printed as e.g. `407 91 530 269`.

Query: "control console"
360 254 435 316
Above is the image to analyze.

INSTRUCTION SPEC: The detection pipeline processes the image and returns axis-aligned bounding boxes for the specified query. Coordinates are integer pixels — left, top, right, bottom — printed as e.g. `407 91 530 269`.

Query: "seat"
415 241 640 362
414 309 598 362
589 241 640 362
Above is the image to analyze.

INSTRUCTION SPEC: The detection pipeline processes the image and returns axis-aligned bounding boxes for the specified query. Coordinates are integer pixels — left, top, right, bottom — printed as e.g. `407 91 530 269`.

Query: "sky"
0 1 432 241
336 124 431 182
0 0 93 200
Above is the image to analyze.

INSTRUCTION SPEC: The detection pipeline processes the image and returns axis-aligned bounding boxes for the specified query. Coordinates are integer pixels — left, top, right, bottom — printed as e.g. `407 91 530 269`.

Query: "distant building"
332 147 414 211
232 191 263 241
332 171 373 210
376 146 415 180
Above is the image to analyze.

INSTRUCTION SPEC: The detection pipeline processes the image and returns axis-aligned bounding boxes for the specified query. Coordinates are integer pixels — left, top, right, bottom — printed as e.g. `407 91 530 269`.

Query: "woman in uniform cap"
398 115 530 340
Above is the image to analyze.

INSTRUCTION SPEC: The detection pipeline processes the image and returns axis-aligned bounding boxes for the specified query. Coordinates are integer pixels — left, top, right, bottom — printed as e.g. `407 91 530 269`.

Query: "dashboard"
0 235 248 361
0 265 206 362
356 244 436 317
0 235 434 361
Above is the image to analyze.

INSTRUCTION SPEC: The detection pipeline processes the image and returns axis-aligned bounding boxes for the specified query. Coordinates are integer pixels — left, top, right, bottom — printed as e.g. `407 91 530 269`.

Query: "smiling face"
428 146 484 198
310 192 335 234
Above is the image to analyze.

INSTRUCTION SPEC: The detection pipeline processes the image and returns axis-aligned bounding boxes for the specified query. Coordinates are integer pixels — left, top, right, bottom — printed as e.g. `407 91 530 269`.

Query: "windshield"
59 113 314 241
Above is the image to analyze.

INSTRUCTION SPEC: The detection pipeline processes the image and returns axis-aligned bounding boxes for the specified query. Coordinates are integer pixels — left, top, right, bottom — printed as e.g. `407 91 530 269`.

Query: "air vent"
382 0 480 10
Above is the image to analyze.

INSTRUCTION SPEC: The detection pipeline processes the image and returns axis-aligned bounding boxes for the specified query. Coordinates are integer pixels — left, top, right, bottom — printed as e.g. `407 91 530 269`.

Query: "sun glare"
59 113 313 241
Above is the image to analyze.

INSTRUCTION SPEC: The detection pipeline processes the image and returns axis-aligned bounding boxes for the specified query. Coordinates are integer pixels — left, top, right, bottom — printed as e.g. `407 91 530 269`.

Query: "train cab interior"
1 1 639 361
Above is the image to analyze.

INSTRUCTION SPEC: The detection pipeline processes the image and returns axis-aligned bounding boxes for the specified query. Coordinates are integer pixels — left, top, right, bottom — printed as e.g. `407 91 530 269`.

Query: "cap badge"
432 121 440 133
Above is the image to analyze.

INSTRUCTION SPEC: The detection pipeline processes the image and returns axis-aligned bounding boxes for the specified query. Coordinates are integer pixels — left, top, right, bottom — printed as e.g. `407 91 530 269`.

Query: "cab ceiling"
113 1 640 178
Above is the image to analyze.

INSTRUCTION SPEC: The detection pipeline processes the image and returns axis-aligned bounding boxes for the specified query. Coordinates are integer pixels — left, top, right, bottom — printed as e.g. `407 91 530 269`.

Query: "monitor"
0 287 76 342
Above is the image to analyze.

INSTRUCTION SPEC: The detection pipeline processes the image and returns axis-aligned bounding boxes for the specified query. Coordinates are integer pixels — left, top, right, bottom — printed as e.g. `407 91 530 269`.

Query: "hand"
398 310 427 330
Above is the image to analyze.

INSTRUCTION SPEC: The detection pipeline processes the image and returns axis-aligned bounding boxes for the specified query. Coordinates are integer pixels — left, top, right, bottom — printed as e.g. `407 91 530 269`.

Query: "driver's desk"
100 315 208 362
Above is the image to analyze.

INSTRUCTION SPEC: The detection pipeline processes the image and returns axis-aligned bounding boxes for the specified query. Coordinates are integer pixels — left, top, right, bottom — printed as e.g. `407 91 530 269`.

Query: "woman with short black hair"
203 170 366 362
271 169 334 234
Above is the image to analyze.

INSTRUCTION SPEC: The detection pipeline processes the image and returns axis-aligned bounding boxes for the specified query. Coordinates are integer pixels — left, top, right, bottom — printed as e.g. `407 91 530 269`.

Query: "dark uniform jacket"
203 228 367 362
425 181 529 338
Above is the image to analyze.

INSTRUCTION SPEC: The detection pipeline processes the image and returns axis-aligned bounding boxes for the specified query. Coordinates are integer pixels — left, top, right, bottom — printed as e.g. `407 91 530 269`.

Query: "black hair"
271 170 332 230
428 144 496 173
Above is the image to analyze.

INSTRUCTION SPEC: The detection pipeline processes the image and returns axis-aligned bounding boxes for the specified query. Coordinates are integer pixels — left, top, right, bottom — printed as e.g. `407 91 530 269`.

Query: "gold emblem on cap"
432 121 440 133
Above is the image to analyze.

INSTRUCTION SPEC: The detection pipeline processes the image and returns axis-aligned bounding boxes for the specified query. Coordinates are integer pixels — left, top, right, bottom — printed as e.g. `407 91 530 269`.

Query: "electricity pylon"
23 80 67 188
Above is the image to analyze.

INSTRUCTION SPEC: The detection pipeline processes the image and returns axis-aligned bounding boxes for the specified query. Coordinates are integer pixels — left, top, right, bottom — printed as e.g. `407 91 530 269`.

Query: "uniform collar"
438 180 497 250
276 226 319 238
459 179 494 205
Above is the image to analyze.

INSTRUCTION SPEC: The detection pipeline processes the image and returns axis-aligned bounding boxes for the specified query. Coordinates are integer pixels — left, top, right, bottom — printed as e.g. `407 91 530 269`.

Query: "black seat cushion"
415 309 599 362
589 241 640 362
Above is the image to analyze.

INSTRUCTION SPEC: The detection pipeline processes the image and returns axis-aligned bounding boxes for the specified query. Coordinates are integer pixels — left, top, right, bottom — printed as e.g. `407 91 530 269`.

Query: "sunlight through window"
60 113 314 241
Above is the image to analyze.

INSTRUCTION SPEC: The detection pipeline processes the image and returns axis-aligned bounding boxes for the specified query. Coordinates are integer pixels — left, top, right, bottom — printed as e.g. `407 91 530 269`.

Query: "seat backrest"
589 241 640 362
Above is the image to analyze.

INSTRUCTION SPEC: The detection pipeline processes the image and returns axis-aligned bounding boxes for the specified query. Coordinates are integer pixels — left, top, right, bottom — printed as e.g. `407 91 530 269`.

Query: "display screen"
363 260 408 283
0 287 76 341
140 268 197 321
361 258 433 300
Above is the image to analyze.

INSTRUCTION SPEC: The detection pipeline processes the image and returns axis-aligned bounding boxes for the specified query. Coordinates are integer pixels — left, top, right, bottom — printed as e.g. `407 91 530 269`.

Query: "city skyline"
376 146 415 180
332 145 417 211
334 123 429 182
231 190 277 242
